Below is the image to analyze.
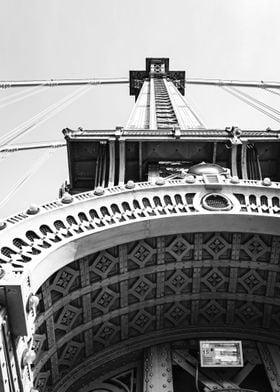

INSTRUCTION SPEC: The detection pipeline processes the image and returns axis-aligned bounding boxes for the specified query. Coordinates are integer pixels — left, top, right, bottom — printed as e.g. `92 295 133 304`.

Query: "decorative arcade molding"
0 178 280 391
1 177 280 288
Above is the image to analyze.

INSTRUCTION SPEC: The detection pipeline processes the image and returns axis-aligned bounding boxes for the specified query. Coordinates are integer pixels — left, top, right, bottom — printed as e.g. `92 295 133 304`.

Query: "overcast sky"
1 0 280 218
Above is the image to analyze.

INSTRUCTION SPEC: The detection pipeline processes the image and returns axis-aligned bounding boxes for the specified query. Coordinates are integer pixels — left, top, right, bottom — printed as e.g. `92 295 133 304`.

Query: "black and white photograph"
0 1 279 391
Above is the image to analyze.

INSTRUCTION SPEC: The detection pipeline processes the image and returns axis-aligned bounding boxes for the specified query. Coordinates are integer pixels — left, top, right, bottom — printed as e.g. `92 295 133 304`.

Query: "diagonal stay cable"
0 90 74 145
0 85 92 147
177 80 207 128
221 86 280 124
0 148 55 209
0 85 45 103
0 85 46 109
0 85 89 145
264 87 280 98
230 86 280 116
183 92 207 128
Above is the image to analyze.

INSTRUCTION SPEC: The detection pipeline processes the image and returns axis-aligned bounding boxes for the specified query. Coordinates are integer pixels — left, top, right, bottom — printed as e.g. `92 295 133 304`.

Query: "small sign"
200 341 243 367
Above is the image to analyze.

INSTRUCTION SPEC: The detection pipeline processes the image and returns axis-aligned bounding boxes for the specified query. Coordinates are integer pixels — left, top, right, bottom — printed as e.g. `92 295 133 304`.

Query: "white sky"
1 0 280 218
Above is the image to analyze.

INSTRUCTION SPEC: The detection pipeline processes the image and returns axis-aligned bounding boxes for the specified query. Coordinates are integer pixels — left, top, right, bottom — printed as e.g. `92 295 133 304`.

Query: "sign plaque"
200 341 243 367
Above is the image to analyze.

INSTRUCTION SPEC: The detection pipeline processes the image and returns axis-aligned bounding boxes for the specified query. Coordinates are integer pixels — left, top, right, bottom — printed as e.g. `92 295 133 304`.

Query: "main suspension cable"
0 77 129 89
186 78 280 89
0 141 66 153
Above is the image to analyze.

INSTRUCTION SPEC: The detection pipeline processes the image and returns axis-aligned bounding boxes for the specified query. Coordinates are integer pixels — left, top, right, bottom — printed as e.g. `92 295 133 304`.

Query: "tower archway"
1 57 280 392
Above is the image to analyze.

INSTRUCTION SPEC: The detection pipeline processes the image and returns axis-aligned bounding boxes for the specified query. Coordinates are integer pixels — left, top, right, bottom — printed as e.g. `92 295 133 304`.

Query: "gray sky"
1 0 280 218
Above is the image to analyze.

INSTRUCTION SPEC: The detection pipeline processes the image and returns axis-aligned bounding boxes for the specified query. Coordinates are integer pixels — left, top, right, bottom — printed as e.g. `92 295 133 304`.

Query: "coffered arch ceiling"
33 230 280 392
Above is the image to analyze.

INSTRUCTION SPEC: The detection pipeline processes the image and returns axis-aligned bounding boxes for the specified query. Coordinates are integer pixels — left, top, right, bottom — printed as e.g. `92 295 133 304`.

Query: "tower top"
145 57 170 74
129 57 185 98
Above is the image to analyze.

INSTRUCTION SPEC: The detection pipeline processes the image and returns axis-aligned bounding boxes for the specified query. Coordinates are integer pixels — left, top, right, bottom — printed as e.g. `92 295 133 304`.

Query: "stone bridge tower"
1 58 280 392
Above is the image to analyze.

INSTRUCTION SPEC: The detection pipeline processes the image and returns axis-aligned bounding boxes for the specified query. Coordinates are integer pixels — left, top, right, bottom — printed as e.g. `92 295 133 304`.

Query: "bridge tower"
1 58 280 392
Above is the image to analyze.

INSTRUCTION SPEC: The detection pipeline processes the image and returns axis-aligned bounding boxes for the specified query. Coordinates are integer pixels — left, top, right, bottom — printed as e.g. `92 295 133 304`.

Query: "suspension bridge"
1 73 280 217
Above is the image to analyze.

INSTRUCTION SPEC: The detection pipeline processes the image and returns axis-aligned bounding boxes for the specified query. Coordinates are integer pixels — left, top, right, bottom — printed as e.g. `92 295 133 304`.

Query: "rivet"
230 175 240 184
126 180 135 189
26 204 40 215
61 192 73 204
155 177 165 186
262 177 272 186
185 175 195 183
94 187 105 196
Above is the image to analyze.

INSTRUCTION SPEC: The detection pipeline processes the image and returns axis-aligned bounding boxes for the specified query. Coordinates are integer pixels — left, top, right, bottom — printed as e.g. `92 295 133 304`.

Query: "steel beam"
258 343 280 392
143 344 174 392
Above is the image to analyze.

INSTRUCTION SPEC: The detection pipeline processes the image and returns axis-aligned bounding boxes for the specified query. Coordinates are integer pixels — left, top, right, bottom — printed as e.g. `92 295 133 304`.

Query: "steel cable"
221 86 280 124
264 87 280 97
0 86 46 109
183 92 207 128
0 148 55 209
177 81 207 128
230 86 280 116
0 85 92 147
